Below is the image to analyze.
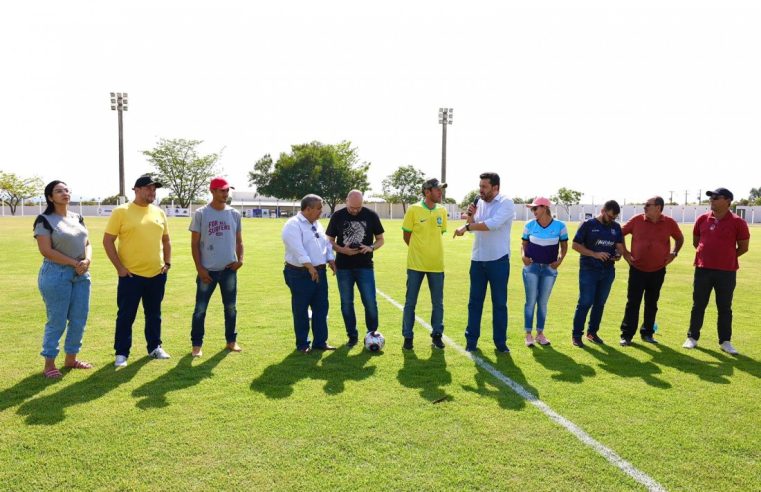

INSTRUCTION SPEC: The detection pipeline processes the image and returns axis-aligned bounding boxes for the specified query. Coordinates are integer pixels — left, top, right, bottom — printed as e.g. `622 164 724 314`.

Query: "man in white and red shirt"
683 187 750 355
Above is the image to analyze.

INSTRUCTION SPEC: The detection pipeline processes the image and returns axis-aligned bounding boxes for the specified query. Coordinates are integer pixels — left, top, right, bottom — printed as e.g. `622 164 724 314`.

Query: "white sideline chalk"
378 288 666 492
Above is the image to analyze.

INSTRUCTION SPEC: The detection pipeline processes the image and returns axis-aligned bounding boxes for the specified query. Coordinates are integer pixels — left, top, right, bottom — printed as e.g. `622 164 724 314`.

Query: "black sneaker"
640 335 659 344
619 338 632 347
495 345 510 354
572 337 585 348
403 337 414 350
347 336 358 347
586 333 604 344
431 334 445 349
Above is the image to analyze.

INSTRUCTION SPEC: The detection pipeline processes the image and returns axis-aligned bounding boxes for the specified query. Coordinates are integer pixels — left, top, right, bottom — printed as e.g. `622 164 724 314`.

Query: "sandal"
65 360 93 369
43 368 63 379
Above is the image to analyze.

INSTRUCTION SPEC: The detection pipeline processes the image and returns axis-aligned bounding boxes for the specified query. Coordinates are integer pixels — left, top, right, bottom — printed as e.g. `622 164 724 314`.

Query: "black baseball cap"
133 175 163 189
706 187 733 200
422 178 447 192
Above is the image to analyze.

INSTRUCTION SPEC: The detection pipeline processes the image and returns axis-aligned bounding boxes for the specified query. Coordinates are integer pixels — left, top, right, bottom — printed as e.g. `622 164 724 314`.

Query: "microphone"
468 196 479 216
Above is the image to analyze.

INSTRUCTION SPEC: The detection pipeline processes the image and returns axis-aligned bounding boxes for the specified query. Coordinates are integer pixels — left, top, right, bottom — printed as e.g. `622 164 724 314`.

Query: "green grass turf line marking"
377 288 668 492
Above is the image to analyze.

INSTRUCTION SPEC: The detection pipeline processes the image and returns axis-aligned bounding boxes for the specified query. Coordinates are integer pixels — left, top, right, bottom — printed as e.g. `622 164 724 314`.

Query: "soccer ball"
364 331 385 352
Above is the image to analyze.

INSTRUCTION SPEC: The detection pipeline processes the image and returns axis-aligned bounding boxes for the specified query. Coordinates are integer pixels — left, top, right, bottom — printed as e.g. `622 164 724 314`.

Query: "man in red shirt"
683 188 750 355
619 196 684 346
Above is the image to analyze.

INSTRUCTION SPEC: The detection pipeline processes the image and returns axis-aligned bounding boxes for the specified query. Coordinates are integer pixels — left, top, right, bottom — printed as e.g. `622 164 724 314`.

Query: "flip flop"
65 360 93 369
43 368 63 379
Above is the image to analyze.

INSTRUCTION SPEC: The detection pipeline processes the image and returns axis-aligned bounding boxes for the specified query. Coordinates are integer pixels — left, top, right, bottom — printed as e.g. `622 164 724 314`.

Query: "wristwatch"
465 223 471 232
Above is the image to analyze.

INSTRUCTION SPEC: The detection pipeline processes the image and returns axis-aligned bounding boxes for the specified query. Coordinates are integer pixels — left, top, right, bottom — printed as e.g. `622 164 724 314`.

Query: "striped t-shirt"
522 219 568 264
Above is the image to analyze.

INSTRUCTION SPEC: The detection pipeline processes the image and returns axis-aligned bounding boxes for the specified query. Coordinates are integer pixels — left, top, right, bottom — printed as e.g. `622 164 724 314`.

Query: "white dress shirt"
472 194 515 261
282 212 335 266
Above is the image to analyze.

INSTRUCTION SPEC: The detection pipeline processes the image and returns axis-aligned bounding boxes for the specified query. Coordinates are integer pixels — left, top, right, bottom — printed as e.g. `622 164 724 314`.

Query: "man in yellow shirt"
103 175 172 367
401 178 448 350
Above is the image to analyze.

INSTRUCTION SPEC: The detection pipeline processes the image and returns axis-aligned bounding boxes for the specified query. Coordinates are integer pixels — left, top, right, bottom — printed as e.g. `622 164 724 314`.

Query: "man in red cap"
683 187 749 355
189 177 244 357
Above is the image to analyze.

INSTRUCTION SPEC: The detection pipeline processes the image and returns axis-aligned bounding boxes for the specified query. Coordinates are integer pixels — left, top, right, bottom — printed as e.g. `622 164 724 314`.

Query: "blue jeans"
522 262 558 331
38 260 91 359
402 269 444 339
464 254 509 349
191 269 238 346
336 268 378 338
572 267 615 337
115 273 167 357
283 267 329 350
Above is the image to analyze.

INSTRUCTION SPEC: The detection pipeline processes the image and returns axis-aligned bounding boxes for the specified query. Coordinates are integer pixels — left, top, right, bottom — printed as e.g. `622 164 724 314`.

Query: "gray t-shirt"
189 205 242 271
33 212 89 260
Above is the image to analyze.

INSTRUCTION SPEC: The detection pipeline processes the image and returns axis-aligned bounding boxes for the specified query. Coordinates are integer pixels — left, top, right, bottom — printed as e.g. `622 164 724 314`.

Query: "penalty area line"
377 288 666 492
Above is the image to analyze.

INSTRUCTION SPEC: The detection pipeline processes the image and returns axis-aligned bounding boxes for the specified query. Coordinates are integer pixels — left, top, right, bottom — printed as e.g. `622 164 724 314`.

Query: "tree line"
3 140 761 215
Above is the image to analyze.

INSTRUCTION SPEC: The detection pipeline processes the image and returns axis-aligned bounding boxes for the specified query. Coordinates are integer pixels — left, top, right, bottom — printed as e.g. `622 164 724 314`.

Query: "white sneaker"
149 346 171 359
682 337 698 349
114 355 128 367
720 341 738 355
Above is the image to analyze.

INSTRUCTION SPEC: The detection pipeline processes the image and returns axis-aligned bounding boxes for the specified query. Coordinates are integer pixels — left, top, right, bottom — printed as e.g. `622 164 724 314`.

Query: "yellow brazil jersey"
401 200 447 272
104 202 169 277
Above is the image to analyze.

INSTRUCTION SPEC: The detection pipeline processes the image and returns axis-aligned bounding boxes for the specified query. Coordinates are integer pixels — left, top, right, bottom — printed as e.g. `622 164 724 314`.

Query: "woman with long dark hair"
34 180 93 378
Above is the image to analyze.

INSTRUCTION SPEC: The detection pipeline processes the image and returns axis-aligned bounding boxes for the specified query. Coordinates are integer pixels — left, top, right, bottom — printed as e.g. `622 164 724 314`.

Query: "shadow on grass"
132 350 229 409
250 346 377 398
586 343 671 389
0 373 64 413
634 343 732 384
531 345 596 383
462 351 540 410
397 349 452 403
316 345 376 395
695 347 761 380
250 350 325 398
16 357 150 425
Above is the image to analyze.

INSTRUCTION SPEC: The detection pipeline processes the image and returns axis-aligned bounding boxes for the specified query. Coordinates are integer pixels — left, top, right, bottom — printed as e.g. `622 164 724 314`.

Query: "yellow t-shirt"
401 201 447 272
105 202 169 277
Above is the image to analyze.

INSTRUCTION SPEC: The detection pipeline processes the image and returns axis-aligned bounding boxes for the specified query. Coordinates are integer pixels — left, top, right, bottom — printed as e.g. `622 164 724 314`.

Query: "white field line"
377 288 666 492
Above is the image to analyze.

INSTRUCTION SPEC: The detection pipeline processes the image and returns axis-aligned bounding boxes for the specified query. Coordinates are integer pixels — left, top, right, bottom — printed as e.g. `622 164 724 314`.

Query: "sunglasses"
311 225 319 239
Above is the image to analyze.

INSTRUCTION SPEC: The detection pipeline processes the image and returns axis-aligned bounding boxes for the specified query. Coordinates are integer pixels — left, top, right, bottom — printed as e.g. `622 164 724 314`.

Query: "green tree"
249 141 370 214
749 187 761 205
0 171 43 215
101 195 120 205
459 189 479 210
550 187 583 218
142 138 221 208
381 165 426 213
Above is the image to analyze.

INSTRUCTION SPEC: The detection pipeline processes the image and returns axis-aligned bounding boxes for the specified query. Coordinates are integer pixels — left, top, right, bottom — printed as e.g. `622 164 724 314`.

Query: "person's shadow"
586 344 671 389
695 347 761 380
250 350 324 399
315 346 376 395
17 357 150 425
531 346 596 383
132 350 229 409
397 349 452 403
0 373 64 413
462 351 540 410
634 343 732 384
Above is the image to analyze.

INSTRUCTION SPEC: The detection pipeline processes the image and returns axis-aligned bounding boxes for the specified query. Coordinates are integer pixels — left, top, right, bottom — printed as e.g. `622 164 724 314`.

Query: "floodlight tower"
438 107 453 197
110 92 129 204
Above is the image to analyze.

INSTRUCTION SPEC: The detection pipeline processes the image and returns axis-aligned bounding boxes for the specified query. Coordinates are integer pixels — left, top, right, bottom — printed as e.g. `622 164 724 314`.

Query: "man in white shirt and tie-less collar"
453 172 515 353
281 194 337 353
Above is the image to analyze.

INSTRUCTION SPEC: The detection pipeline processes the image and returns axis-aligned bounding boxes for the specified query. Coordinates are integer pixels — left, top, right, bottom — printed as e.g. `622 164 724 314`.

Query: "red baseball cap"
210 177 234 190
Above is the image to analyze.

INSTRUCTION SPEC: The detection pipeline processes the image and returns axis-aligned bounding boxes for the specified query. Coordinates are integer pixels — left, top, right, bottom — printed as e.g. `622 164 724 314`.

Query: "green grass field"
1 216 759 491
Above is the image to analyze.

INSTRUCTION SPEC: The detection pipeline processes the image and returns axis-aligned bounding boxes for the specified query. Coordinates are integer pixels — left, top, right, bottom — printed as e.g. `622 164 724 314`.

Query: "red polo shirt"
693 211 750 271
622 214 684 272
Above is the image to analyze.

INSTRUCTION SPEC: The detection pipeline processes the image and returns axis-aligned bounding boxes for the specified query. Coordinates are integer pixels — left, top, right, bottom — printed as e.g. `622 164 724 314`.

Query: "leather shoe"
297 346 312 354
641 335 659 344
313 344 337 351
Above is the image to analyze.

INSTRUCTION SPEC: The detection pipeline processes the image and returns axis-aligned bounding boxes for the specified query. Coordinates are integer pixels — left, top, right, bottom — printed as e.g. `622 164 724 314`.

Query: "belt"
285 263 326 271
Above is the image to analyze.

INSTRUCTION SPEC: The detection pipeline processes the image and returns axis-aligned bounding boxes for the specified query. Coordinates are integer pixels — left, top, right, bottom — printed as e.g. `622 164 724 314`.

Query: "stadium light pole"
438 107 453 198
110 92 129 204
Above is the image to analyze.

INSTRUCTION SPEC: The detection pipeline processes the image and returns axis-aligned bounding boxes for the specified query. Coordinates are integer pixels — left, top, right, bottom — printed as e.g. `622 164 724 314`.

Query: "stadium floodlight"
438 107 453 195
110 92 129 203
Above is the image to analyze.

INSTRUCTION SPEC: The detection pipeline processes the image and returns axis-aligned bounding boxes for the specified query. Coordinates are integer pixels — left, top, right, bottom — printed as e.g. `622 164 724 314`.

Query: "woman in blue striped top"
520 197 568 347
